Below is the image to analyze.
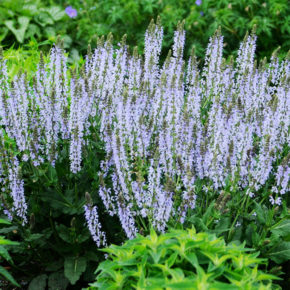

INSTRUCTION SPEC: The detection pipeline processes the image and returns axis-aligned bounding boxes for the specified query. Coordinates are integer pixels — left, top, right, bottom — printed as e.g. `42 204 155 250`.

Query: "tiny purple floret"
195 0 202 6
65 6 77 18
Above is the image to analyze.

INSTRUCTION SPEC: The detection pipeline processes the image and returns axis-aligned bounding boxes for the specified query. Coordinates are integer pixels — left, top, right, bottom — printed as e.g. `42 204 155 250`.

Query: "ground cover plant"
0 19 289 288
88 228 280 289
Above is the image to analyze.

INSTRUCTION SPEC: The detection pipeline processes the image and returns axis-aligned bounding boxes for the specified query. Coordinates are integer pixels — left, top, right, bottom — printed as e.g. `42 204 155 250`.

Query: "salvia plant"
88 227 280 289
0 19 289 253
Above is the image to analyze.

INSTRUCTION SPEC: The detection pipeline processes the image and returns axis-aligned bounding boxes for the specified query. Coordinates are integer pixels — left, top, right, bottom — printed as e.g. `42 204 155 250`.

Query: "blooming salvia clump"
0 20 289 243
0 131 27 225
88 20 289 239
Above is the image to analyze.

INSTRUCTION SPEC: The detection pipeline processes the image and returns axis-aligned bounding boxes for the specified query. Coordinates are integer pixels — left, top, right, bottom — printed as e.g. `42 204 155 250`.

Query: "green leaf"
22 4 38 16
202 201 215 226
56 224 74 244
0 236 19 246
166 280 198 288
0 245 12 262
184 252 198 269
45 27 56 38
188 217 208 231
34 11 54 27
0 226 18 234
25 24 41 39
212 217 231 234
48 271 69 290
28 274 48 290
5 16 30 43
64 256 87 285
210 281 239 289
254 202 266 225
25 233 44 242
271 219 290 238
47 165 58 182
0 265 20 287
166 252 178 268
45 259 63 272
267 241 290 264
0 219 11 225
46 6 66 22
245 224 259 247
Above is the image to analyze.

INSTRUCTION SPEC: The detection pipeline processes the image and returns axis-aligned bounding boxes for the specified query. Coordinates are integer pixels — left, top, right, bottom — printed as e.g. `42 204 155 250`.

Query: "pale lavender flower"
65 6 77 18
196 0 202 6
84 204 106 247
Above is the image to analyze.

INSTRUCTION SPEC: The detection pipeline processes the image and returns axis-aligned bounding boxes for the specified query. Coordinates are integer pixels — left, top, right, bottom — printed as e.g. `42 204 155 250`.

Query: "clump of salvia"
0 20 289 243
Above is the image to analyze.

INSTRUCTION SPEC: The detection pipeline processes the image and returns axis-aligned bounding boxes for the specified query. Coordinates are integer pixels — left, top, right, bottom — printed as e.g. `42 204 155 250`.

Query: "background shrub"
0 0 289 60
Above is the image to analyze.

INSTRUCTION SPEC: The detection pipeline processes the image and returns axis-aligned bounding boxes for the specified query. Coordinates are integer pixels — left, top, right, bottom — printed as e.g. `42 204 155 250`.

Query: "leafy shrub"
88 228 280 289
0 0 66 45
0 20 289 286
1 0 289 59
185 197 290 264
0 218 20 288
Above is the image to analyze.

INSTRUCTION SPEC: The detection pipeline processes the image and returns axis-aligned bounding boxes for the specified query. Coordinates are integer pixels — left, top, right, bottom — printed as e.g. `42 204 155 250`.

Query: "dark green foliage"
1 137 123 288
183 187 290 288
0 219 20 288
1 0 289 60
88 228 280 289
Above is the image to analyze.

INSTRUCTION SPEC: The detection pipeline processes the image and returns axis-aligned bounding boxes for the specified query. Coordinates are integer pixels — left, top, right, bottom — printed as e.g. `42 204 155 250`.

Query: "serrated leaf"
202 201 215 226
267 241 290 264
0 245 12 262
188 216 208 231
0 226 18 234
254 202 266 225
212 217 231 234
271 219 290 238
28 274 48 290
25 233 44 242
64 256 87 285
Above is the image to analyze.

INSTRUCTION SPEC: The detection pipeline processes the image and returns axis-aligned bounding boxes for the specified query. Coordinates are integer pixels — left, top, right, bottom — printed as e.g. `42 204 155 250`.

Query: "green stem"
49 209 60 244
227 194 248 241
